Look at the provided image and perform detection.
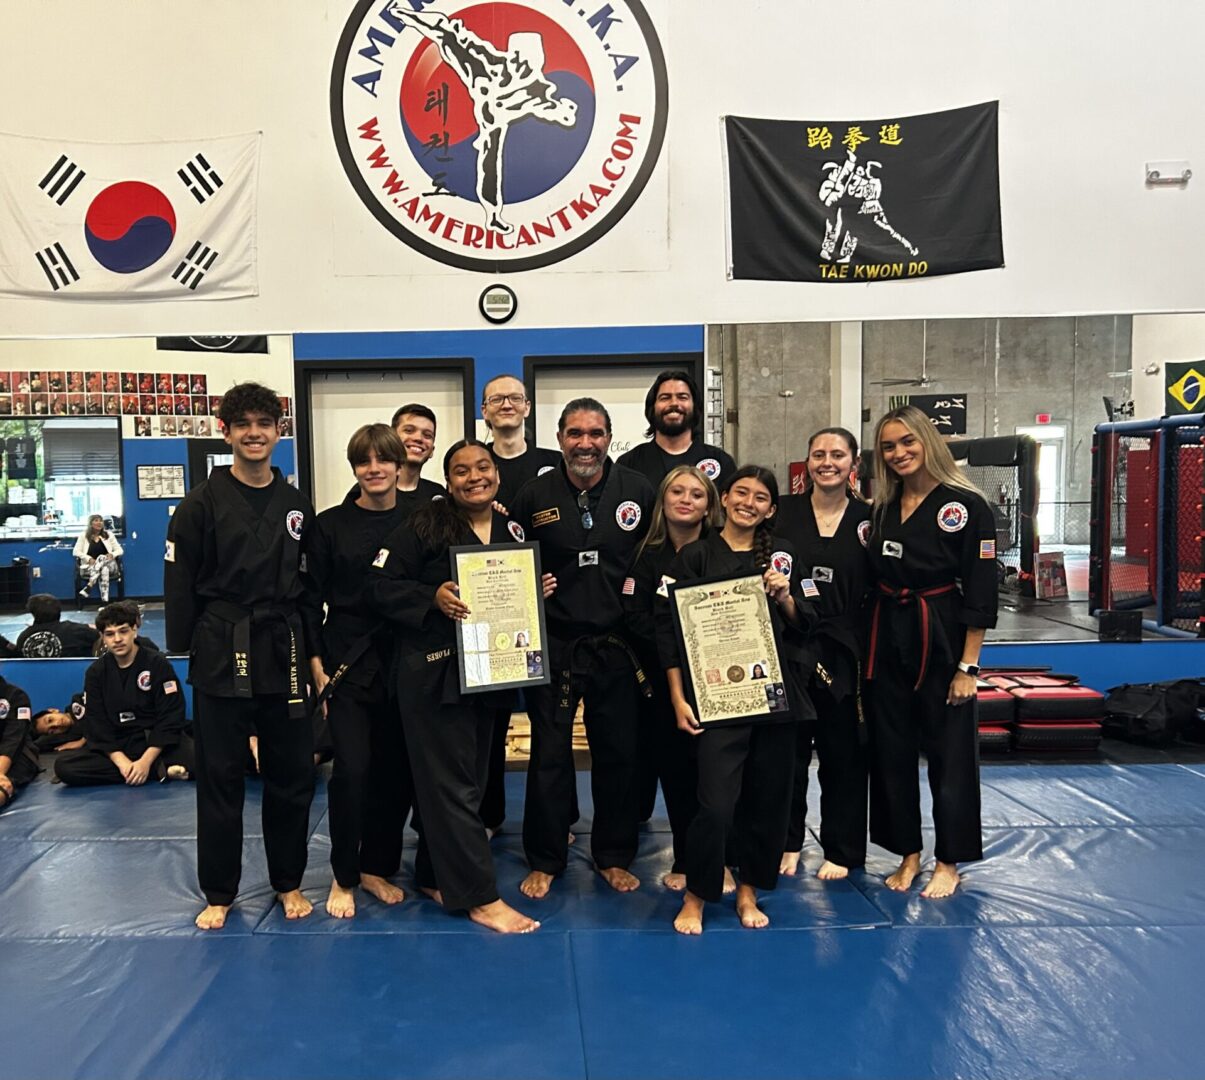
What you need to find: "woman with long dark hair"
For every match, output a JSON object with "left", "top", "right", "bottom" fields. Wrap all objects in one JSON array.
[
  {"left": 74, "top": 514, "right": 123, "bottom": 603},
  {"left": 659, "top": 466, "right": 818, "bottom": 934},
  {"left": 622, "top": 464, "right": 724, "bottom": 891},
  {"left": 865, "top": 405, "right": 998, "bottom": 898},
  {"left": 368, "top": 439, "right": 553, "bottom": 933},
  {"left": 773, "top": 427, "right": 871, "bottom": 881}
]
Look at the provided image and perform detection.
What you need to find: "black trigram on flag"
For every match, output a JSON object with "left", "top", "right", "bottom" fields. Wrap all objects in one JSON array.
[
  {"left": 35, "top": 243, "right": 80, "bottom": 290},
  {"left": 172, "top": 241, "right": 219, "bottom": 290},
  {"left": 38, "top": 154, "right": 86, "bottom": 205},
  {"left": 177, "top": 153, "right": 224, "bottom": 204}
]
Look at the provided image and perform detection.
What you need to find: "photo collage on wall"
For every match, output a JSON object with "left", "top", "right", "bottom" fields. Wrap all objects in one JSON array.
[{"left": 0, "top": 370, "right": 291, "bottom": 438}]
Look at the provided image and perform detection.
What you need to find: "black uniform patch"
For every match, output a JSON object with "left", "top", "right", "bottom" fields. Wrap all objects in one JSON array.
[{"left": 532, "top": 508, "right": 561, "bottom": 528}]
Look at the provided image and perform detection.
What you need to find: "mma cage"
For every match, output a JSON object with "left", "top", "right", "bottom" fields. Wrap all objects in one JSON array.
[{"left": 1090, "top": 413, "right": 1205, "bottom": 637}]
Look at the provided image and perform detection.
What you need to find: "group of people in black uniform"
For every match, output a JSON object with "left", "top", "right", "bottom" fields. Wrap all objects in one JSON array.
[{"left": 0, "top": 367, "right": 998, "bottom": 936}]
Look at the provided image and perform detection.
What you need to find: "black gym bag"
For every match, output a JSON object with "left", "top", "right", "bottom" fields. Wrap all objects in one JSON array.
[{"left": 1102, "top": 679, "right": 1204, "bottom": 746}]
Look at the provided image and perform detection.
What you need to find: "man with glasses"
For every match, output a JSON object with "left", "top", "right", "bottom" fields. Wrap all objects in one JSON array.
[
  {"left": 618, "top": 369, "right": 736, "bottom": 491},
  {"left": 480, "top": 374, "right": 561, "bottom": 508},
  {"left": 509, "top": 398, "right": 654, "bottom": 900}
]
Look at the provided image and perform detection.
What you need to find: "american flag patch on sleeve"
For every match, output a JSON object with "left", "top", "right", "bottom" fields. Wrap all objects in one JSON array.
[
  {"left": 621, "top": 576, "right": 636, "bottom": 596},
  {"left": 164, "top": 681, "right": 178, "bottom": 694},
  {"left": 979, "top": 539, "right": 996, "bottom": 559}
]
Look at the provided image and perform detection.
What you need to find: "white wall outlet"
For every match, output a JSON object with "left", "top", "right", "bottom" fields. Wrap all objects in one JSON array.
[{"left": 31, "top": 566, "right": 41, "bottom": 578}]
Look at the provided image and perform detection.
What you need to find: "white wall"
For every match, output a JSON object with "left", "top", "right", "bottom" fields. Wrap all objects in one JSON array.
[
  {"left": 0, "top": 1, "right": 1203, "bottom": 337},
  {"left": 1131, "top": 314, "right": 1205, "bottom": 419}
]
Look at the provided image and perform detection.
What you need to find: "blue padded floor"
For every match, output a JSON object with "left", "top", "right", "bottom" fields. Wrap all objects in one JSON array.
[{"left": 3, "top": 763, "right": 1205, "bottom": 1078}]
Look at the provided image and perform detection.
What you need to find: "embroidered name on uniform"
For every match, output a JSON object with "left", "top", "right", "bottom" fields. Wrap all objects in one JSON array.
[
  {"left": 372, "top": 548, "right": 389, "bottom": 568},
  {"left": 979, "top": 539, "right": 996, "bottom": 559},
  {"left": 426, "top": 647, "right": 452, "bottom": 663},
  {"left": 532, "top": 508, "right": 561, "bottom": 528}
]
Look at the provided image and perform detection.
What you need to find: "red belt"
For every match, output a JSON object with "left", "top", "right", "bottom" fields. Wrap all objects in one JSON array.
[{"left": 865, "top": 581, "right": 958, "bottom": 691}]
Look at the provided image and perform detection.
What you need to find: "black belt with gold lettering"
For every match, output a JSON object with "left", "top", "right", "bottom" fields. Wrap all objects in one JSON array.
[
  {"left": 555, "top": 633, "right": 653, "bottom": 724},
  {"left": 205, "top": 600, "right": 308, "bottom": 719},
  {"left": 315, "top": 630, "right": 379, "bottom": 708}
]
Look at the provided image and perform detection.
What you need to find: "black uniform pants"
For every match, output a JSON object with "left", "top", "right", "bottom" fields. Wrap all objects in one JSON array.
[
  {"left": 639, "top": 673, "right": 698, "bottom": 873},
  {"left": 480, "top": 706, "right": 512, "bottom": 832},
  {"left": 686, "top": 720, "right": 797, "bottom": 902},
  {"left": 194, "top": 691, "right": 315, "bottom": 907},
  {"left": 404, "top": 697, "right": 498, "bottom": 912},
  {"left": 326, "top": 684, "right": 412, "bottom": 888},
  {"left": 866, "top": 653, "right": 982, "bottom": 865},
  {"left": 55, "top": 734, "right": 196, "bottom": 787},
  {"left": 0, "top": 756, "right": 38, "bottom": 804},
  {"left": 523, "top": 657, "right": 640, "bottom": 876},
  {"left": 785, "top": 683, "right": 868, "bottom": 868}
]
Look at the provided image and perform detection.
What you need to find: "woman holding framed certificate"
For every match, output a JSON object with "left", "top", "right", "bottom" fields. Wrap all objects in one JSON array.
[
  {"left": 658, "top": 466, "right": 819, "bottom": 935},
  {"left": 622, "top": 464, "right": 724, "bottom": 892},
  {"left": 865, "top": 405, "right": 998, "bottom": 900},
  {"left": 368, "top": 439, "right": 553, "bottom": 934}
]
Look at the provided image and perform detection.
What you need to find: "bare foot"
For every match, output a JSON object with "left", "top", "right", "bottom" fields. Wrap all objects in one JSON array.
[
  {"left": 195, "top": 904, "right": 230, "bottom": 931},
  {"left": 278, "top": 890, "right": 313, "bottom": 920},
  {"left": 360, "top": 874, "right": 404, "bottom": 905},
  {"left": 735, "top": 884, "right": 769, "bottom": 928},
  {"left": 886, "top": 852, "right": 921, "bottom": 892},
  {"left": 419, "top": 886, "right": 444, "bottom": 906},
  {"left": 662, "top": 871, "right": 687, "bottom": 891},
  {"left": 674, "top": 891, "right": 704, "bottom": 935},
  {"left": 520, "top": 871, "right": 554, "bottom": 899},
  {"left": 779, "top": 850, "right": 801, "bottom": 876},
  {"left": 326, "top": 881, "right": 356, "bottom": 918},
  {"left": 921, "top": 861, "right": 961, "bottom": 899},
  {"left": 722, "top": 867, "right": 737, "bottom": 895},
  {"left": 469, "top": 899, "right": 540, "bottom": 934},
  {"left": 817, "top": 860, "right": 849, "bottom": 881},
  {"left": 597, "top": 866, "right": 640, "bottom": 893},
  {"left": 165, "top": 764, "right": 190, "bottom": 781}
]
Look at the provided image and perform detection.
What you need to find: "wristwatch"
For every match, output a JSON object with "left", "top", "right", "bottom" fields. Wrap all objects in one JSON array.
[{"left": 957, "top": 661, "right": 981, "bottom": 676}]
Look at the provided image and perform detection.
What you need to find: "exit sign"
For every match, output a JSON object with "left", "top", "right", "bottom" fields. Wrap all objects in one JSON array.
[{"left": 1035, "top": 413, "right": 1052, "bottom": 424}]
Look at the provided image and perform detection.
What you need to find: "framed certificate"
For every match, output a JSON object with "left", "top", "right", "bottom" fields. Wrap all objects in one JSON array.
[
  {"left": 668, "top": 572, "right": 791, "bottom": 726},
  {"left": 451, "top": 542, "right": 551, "bottom": 694}
]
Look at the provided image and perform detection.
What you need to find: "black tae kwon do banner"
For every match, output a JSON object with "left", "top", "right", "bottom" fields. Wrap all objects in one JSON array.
[
  {"left": 725, "top": 102, "right": 1003, "bottom": 283},
  {"left": 156, "top": 336, "right": 268, "bottom": 354},
  {"left": 890, "top": 393, "right": 969, "bottom": 436}
]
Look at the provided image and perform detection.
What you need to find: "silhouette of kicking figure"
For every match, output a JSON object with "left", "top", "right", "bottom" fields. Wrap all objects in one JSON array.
[{"left": 393, "top": 6, "right": 578, "bottom": 233}]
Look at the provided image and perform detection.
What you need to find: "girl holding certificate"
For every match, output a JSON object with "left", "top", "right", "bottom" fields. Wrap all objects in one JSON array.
[
  {"left": 659, "top": 466, "right": 819, "bottom": 935},
  {"left": 865, "top": 405, "right": 998, "bottom": 899},
  {"left": 368, "top": 439, "right": 552, "bottom": 934},
  {"left": 622, "top": 464, "right": 724, "bottom": 891},
  {"left": 773, "top": 427, "right": 871, "bottom": 882}
]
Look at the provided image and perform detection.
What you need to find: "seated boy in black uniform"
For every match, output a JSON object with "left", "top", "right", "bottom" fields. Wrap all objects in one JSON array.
[
  {"left": 0, "top": 594, "right": 99, "bottom": 658},
  {"left": 54, "top": 601, "right": 194, "bottom": 787},
  {"left": 0, "top": 671, "right": 38, "bottom": 808}
]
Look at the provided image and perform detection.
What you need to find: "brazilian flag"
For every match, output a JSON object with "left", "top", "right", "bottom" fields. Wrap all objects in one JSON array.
[{"left": 1166, "top": 361, "right": 1205, "bottom": 415}]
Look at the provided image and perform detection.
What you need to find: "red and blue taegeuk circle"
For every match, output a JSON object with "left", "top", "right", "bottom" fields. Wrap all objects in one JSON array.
[
  {"left": 399, "top": 3, "right": 595, "bottom": 204},
  {"left": 84, "top": 181, "right": 176, "bottom": 273}
]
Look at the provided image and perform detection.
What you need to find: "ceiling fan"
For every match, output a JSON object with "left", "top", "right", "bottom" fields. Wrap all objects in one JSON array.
[{"left": 872, "top": 322, "right": 933, "bottom": 387}]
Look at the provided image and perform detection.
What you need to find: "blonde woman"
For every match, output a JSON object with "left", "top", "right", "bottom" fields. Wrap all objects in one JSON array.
[
  {"left": 73, "top": 515, "right": 123, "bottom": 602},
  {"left": 864, "top": 405, "right": 998, "bottom": 899}
]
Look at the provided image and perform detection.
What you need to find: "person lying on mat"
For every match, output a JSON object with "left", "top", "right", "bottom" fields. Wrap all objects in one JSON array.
[
  {"left": 32, "top": 696, "right": 87, "bottom": 753},
  {"left": 54, "top": 601, "right": 194, "bottom": 787},
  {"left": 0, "top": 670, "right": 39, "bottom": 809}
]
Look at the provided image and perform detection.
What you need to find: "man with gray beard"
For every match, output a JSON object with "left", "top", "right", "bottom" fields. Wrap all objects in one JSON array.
[{"left": 508, "top": 398, "right": 654, "bottom": 900}]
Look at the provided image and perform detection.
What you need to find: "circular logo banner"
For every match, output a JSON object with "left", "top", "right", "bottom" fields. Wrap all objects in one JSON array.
[{"left": 331, "top": 0, "right": 667, "bottom": 272}]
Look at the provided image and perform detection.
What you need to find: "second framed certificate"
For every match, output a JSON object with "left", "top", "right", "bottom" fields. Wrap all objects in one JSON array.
[
  {"left": 668, "top": 572, "right": 791, "bottom": 726},
  {"left": 451, "top": 542, "right": 551, "bottom": 695}
]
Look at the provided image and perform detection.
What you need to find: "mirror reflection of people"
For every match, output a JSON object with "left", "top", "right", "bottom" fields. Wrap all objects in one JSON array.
[
  {"left": 865, "top": 405, "right": 998, "bottom": 900},
  {"left": 369, "top": 439, "right": 554, "bottom": 933},
  {"left": 623, "top": 464, "right": 728, "bottom": 893},
  {"left": 74, "top": 514, "right": 123, "bottom": 603},
  {"left": 772, "top": 427, "right": 871, "bottom": 883},
  {"left": 661, "top": 466, "right": 818, "bottom": 935}
]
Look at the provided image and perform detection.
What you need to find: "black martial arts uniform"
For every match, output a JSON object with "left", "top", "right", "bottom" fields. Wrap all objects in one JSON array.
[
  {"left": 34, "top": 693, "right": 87, "bottom": 752},
  {"left": 657, "top": 530, "right": 817, "bottom": 902},
  {"left": 616, "top": 439, "right": 737, "bottom": 494},
  {"left": 0, "top": 677, "right": 38, "bottom": 806},
  {"left": 510, "top": 460, "right": 654, "bottom": 877},
  {"left": 623, "top": 537, "right": 701, "bottom": 873},
  {"left": 165, "top": 465, "right": 322, "bottom": 908},
  {"left": 55, "top": 649, "right": 193, "bottom": 786},
  {"left": 481, "top": 441, "right": 560, "bottom": 833},
  {"left": 774, "top": 494, "right": 871, "bottom": 868},
  {"left": 864, "top": 483, "right": 998, "bottom": 866},
  {"left": 15, "top": 618, "right": 98, "bottom": 658},
  {"left": 305, "top": 498, "right": 413, "bottom": 889},
  {"left": 368, "top": 509, "right": 519, "bottom": 911}
]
